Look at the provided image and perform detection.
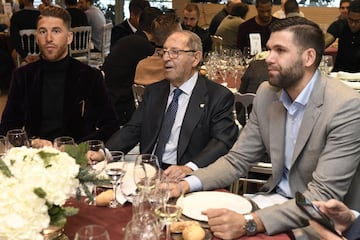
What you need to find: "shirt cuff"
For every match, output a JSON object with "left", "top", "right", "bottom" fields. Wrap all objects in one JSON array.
[
  {"left": 184, "top": 175, "right": 203, "bottom": 192},
  {"left": 185, "top": 162, "right": 199, "bottom": 171},
  {"left": 351, "top": 210, "right": 360, "bottom": 219}
]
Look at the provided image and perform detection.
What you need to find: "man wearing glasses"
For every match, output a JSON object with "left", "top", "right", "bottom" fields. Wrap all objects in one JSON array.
[
  {"left": 106, "top": 30, "right": 238, "bottom": 180},
  {"left": 325, "top": 0, "right": 360, "bottom": 73}
]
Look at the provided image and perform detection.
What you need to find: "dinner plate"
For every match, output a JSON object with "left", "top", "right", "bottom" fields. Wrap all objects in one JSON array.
[{"left": 180, "top": 191, "right": 252, "bottom": 222}]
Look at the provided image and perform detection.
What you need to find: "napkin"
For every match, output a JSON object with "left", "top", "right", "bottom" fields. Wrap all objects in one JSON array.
[{"left": 336, "top": 71, "right": 360, "bottom": 81}]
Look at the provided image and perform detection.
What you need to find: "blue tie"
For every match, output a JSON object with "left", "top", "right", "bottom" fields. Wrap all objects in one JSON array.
[{"left": 155, "top": 88, "right": 183, "bottom": 166}]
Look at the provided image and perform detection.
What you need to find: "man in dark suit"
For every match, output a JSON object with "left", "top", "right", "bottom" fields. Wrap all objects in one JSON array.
[
  {"left": 106, "top": 30, "right": 238, "bottom": 179},
  {"left": 0, "top": 6, "right": 118, "bottom": 144},
  {"left": 102, "top": 7, "right": 162, "bottom": 126},
  {"left": 110, "top": 0, "right": 150, "bottom": 46}
]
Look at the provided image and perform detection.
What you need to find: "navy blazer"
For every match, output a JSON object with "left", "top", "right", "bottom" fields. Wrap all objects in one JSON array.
[
  {"left": 344, "top": 217, "right": 360, "bottom": 240},
  {"left": 106, "top": 75, "right": 239, "bottom": 168},
  {"left": 0, "top": 57, "right": 119, "bottom": 142}
]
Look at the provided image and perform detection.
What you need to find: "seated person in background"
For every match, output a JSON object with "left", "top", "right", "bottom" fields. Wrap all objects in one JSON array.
[
  {"left": 102, "top": 7, "right": 162, "bottom": 126},
  {"left": 111, "top": 0, "right": 150, "bottom": 46},
  {"left": 170, "top": 17, "right": 360, "bottom": 239},
  {"left": 106, "top": 30, "right": 238, "bottom": 180},
  {"left": 65, "top": 0, "right": 89, "bottom": 27},
  {"left": 309, "top": 199, "right": 360, "bottom": 240},
  {"left": 215, "top": 3, "right": 249, "bottom": 49},
  {"left": 0, "top": 6, "right": 119, "bottom": 146},
  {"left": 284, "top": 0, "right": 302, "bottom": 18},
  {"left": 38, "top": 0, "right": 60, "bottom": 11},
  {"left": 337, "top": 0, "right": 351, "bottom": 20},
  {"left": 208, "top": 0, "right": 241, "bottom": 36},
  {"left": 181, "top": 3, "right": 212, "bottom": 53},
  {"left": 10, "top": 0, "right": 40, "bottom": 64},
  {"left": 134, "top": 13, "right": 181, "bottom": 86},
  {"left": 325, "top": 0, "right": 360, "bottom": 73},
  {"left": 272, "top": 0, "right": 304, "bottom": 19}
]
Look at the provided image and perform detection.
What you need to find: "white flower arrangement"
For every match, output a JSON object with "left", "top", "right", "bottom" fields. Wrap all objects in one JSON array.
[{"left": 0, "top": 146, "right": 81, "bottom": 240}]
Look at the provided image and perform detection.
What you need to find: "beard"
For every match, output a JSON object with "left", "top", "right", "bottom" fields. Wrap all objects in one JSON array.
[{"left": 268, "top": 57, "right": 304, "bottom": 89}]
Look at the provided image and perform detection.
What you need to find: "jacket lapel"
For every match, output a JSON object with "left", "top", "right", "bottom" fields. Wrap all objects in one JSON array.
[{"left": 177, "top": 76, "right": 207, "bottom": 162}]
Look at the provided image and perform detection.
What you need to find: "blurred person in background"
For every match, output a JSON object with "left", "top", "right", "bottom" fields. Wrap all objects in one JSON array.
[
  {"left": 65, "top": 0, "right": 88, "bottom": 27},
  {"left": 208, "top": 0, "right": 241, "bottom": 36}
]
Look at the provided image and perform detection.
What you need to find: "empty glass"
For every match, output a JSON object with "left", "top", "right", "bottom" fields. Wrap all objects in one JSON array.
[
  {"left": 53, "top": 136, "right": 75, "bottom": 151},
  {"left": 319, "top": 55, "right": 334, "bottom": 75},
  {"left": 124, "top": 213, "right": 160, "bottom": 240},
  {"left": 133, "top": 154, "right": 160, "bottom": 193},
  {"left": 74, "top": 225, "right": 110, "bottom": 240},
  {"left": 6, "top": 129, "right": 30, "bottom": 148}
]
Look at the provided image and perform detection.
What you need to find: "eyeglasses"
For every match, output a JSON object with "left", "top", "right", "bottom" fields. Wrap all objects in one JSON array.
[
  {"left": 348, "top": 17, "right": 360, "bottom": 24},
  {"left": 157, "top": 49, "right": 197, "bottom": 59}
]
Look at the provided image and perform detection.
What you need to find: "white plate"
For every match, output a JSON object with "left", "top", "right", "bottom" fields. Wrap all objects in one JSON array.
[
  {"left": 341, "top": 80, "right": 360, "bottom": 90},
  {"left": 180, "top": 191, "right": 252, "bottom": 222}
]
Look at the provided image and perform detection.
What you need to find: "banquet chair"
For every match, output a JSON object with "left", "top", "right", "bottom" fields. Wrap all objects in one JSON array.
[
  {"left": 230, "top": 92, "right": 273, "bottom": 194},
  {"left": 16, "top": 29, "right": 40, "bottom": 66},
  {"left": 132, "top": 84, "right": 145, "bottom": 108},
  {"left": 69, "top": 26, "right": 92, "bottom": 64},
  {"left": 90, "top": 22, "right": 112, "bottom": 66},
  {"left": 211, "top": 35, "right": 223, "bottom": 53}
]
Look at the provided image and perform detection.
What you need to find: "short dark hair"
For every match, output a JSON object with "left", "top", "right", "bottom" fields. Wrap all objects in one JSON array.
[
  {"left": 349, "top": 0, "right": 360, "bottom": 13},
  {"left": 38, "top": 6, "right": 72, "bottom": 30},
  {"left": 151, "top": 13, "right": 180, "bottom": 46},
  {"left": 183, "top": 3, "right": 200, "bottom": 18},
  {"left": 64, "top": 0, "right": 77, "bottom": 6},
  {"left": 129, "top": 0, "right": 150, "bottom": 16},
  {"left": 256, "top": 0, "right": 272, "bottom": 7},
  {"left": 230, "top": 3, "right": 249, "bottom": 18},
  {"left": 269, "top": 17, "right": 324, "bottom": 67},
  {"left": 339, "top": 0, "right": 351, "bottom": 8},
  {"left": 284, "top": 0, "right": 299, "bottom": 15},
  {"left": 138, "top": 7, "right": 163, "bottom": 32}
]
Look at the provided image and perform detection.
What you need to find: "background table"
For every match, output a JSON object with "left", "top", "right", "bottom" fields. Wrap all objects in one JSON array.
[{"left": 64, "top": 197, "right": 292, "bottom": 240}]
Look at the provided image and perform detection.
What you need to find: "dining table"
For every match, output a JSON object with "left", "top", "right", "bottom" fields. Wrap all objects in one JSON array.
[{"left": 63, "top": 196, "right": 292, "bottom": 240}]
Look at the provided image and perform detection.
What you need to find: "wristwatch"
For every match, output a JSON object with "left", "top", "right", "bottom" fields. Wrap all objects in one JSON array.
[{"left": 243, "top": 214, "right": 257, "bottom": 236}]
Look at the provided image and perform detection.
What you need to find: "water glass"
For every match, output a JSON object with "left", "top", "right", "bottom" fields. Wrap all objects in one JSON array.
[
  {"left": 133, "top": 154, "right": 160, "bottom": 192},
  {"left": 0, "top": 135, "right": 7, "bottom": 155},
  {"left": 124, "top": 213, "right": 160, "bottom": 240},
  {"left": 319, "top": 55, "right": 334, "bottom": 75},
  {"left": 105, "top": 150, "right": 125, "bottom": 208},
  {"left": 74, "top": 225, "right": 110, "bottom": 240},
  {"left": 53, "top": 136, "right": 75, "bottom": 151},
  {"left": 6, "top": 129, "right": 30, "bottom": 148}
]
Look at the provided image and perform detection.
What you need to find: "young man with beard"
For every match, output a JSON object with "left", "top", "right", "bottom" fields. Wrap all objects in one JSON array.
[
  {"left": 0, "top": 6, "right": 118, "bottom": 145},
  {"left": 171, "top": 17, "right": 360, "bottom": 239}
]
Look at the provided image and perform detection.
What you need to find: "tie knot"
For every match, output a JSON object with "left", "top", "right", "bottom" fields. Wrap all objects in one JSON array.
[{"left": 173, "top": 88, "right": 182, "bottom": 100}]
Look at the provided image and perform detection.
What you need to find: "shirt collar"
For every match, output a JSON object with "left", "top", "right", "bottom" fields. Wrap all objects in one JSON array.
[
  {"left": 169, "top": 72, "right": 198, "bottom": 96},
  {"left": 127, "top": 19, "right": 137, "bottom": 33}
]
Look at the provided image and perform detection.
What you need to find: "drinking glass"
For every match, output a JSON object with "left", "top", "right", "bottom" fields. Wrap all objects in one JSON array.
[
  {"left": 85, "top": 140, "right": 107, "bottom": 174},
  {"left": 133, "top": 154, "right": 160, "bottom": 193},
  {"left": 154, "top": 178, "right": 183, "bottom": 240},
  {"left": 124, "top": 213, "right": 160, "bottom": 240},
  {"left": 243, "top": 47, "right": 255, "bottom": 66},
  {"left": 6, "top": 129, "right": 30, "bottom": 148},
  {"left": 74, "top": 225, "right": 110, "bottom": 240},
  {"left": 105, "top": 151, "right": 125, "bottom": 208},
  {"left": 320, "top": 55, "right": 334, "bottom": 75},
  {"left": 53, "top": 136, "right": 75, "bottom": 151}
]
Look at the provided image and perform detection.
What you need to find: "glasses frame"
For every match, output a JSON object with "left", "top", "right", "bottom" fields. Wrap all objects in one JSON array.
[{"left": 157, "top": 49, "right": 197, "bottom": 59}]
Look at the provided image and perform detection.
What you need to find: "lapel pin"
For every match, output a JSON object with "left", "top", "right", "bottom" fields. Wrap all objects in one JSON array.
[{"left": 200, "top": 104, "right": 205, "bottom": 108}]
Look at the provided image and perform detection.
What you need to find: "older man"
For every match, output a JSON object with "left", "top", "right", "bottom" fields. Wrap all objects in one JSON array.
[
  {"left": 0, "top": 6, "right": 118, "bottom": 144},
  {"left": 106, "top": 30, "right": 238, "bottom": 179},
  {"left": 173, "top": 17, "right": 360, "bottom": 239}
]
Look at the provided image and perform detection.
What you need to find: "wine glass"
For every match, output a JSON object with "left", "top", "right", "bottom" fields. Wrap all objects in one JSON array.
[
  {"left": 154, "top": 178, "right": 183, "bottom": 240},
  {"left": 105, "top": 150, "right": 125, "bottom": 208},
  {"left": 85, "top": 140, "right": 107, "bottom": 173},
  {"left": 133, "top": 154, "right": 160, "bottom": 193},
  {"left": 53, "top": 136, "right": 75, "bottom": 151},
  {"left": 321, "top": 55, "right": 334, "bottom": 75},
  {"left": 6, "top": 129, "right": 30, "bottom": 148},
  {"left": 124, "top": 213, "right": 160, "bottom": 240},
  {"left": 243, "top": 47, "right": 255, "bottom": 66},
  {"left": 74, "top": 225, "right": 110, "bottom": 240}
]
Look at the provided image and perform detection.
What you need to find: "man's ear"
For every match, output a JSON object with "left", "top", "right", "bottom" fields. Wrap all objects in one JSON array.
[
  {"left": 303, "top": 48, "right": 316, "bottom": 68},
  {"left": 192, "top": 50, "right": 202, "bottom": 68},
  {"left": 67, "top": 31, "right": 73, "bottom": 45}
]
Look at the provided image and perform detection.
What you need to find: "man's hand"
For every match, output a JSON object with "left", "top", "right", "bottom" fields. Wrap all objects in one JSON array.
[
  {"left": 31, "top": 138, "right": 53, "bottom": 148},
  {"left": 313, "top": 199, "right": 355, "bottom": 233},
  {"left": 169, "top": 180, "right": 190, "bottom": 198},
  {"left": 309, "top": 220, "right": 345, "bottom": 240},
  {"left": 86, "top": 150, "right": 105, "bottom": 163},
  {"left": 163, "top": 165, "right": 193, "bottom": 180},
  {"left": 202, "top": 208, "right": 246, "bottom": 239}
]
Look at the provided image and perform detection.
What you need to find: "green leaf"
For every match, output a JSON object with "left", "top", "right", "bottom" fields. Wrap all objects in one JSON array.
[
  {"left": 63, "top": 206, "right": 79, "bottom": 217},
  {"left": 34, "top": 187, "right": 46, "bottom": 199},
  {"left": 37, "top": 151, "right": 58, "bottom": 168},
  {"left": 64, "top": 143, "right": 88, "bottom": 166},
  {"left": 0, "top": 158, "right": 13, "bottom": 177}
]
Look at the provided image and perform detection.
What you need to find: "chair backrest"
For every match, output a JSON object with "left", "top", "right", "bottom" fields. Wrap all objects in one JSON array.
[
  {"left": 233, "top": 92, "right": 256, "bottom": 125},
  {"left": 17, "top": 29, "right": 39, "bottom": 65},
  {"left": 101, "top": 23, "right": 112, "bottom": 62},
  {"left": 211, "top": 35, "right": 223, "bottom": 53},
  {"left": 69, "top": 26, "right": 92, "bottom": 63},
  {"left": 132, "top": 84, "right": 146, "bottom": 108}
]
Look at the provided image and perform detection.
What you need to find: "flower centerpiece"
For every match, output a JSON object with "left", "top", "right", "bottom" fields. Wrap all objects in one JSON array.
[{"left": 0, "top": 144, "right": 108, "bottom": 240}]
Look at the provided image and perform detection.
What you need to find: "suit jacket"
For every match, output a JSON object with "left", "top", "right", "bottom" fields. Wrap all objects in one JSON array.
[
  {"left": 344, "top": 217, "right": 360, "bottom": 240},
  {"left": 193, "top": 75, "right": 360, "bottom": 234},
  {"left": 106, "top": 75, "right": 239, "bottom": 168},
  {"left": 0, "top": 57, "right": 119, "bottom": 142},
  {"left": 110, "top": 20, "right": 134, "bottom": 46}
]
